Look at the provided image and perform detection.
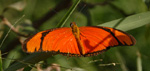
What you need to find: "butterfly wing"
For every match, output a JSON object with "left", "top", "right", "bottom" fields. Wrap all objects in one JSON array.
[
  {"left": 23, "top": 26, "right": 136, "bottom": 56},
  {"left": 79, "top": 26, "right": 136, "bottom": 56},
  {"left": 22, "top": 28, "right": 81, "bottom": 55}
]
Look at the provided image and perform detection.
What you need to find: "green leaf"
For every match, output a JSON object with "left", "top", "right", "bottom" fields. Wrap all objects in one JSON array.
[
  {"left": 99, "top": 11, "right": 150, "bottom": 31},
  {"left": 56, "top": 0, "right": 81, "bottom": 28}
]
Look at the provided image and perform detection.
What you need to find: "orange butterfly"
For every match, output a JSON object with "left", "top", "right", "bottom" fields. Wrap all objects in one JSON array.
[{"left": 22, "top": 22, "right": 136, "bottom": 56}]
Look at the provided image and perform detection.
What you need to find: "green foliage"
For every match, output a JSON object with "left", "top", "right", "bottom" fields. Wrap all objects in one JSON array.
[
  {"left": 0, "top": 0, "right": 150, "bottom": 71},
  {"left": 99, "top": 12, "right": 150, "bottom": 31},
  {"left": 0, "top": 51, "right": 2, "bottom": 71},
  {"left": 56, "top": 0, "right": 81, "bottom": 28}
]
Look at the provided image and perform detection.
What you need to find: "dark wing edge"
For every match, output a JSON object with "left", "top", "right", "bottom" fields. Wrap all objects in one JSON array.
[
  {"left": 94, "top": 26, "right": 136, "bottom": 46},
  {"left": 22, "top": 28, "right": 57, "bottom": 53}
]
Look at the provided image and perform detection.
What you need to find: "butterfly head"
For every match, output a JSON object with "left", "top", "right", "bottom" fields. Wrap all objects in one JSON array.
[{"left": 70, "top": 22, "right": 76, "bottom": 27}]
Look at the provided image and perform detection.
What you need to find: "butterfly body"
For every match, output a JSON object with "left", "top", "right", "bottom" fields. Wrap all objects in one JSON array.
[{"left": 22, "top": 22, "right": 136, "bottom": 57}]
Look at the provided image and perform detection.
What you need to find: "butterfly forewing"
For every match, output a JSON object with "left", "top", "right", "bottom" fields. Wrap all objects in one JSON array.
[
  {"left": 23, "top": 31, "right": 45, "bottom": 52},
  {"left": 42, "top": 28, "right": 80, "bottom": 54},
  {"left": 23, "top": 28, "right": 81, "bottom": 55},
  {"left": 79, "top": 26, "right": 136, "bottom": 55}
]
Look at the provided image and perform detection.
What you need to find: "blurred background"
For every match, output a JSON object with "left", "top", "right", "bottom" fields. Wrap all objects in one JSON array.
[{"left": 0, "top": 0, "right": 150, "bottom": 71}]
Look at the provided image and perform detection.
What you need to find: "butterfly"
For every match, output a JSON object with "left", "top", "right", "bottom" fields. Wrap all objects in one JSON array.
[{"left": 22, "top": 22, "right": 136, "bottom": 57}]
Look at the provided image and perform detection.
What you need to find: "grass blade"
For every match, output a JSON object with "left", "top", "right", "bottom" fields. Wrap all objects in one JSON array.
[
  {"left": 116, "top": 51, "right": 128, "bottom": 71},
  {"left": 137, "top": 51, "right": 142, "bottom": 71},
  {"left": 56, "top": 0, "right": 81, "bottom": 28},
  {"left": 0, "top": 51, "right": 3, "bottom": 71}
]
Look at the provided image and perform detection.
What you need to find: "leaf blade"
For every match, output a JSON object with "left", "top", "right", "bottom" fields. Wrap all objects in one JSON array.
[
  {"left": 56, "top": 0, "right": 81, "bottom": 28},
  {"left": 99, "top": 12, "right": 150, "bottom": 31}
]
